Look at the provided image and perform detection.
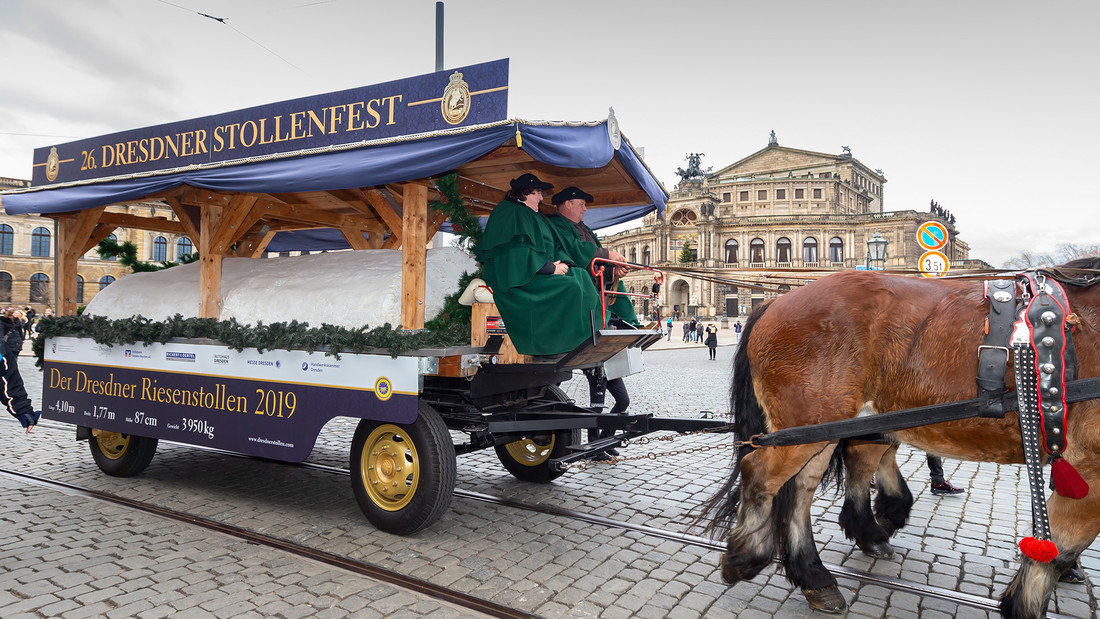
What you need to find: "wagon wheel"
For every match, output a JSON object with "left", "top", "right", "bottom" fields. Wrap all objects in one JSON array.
[
  {"left": 88, "top": 428, "right": 158, "bottom": 477},
  {"left": 350, "top": 401, "right": 455, "bottom": 535},
  {"left": 494, "top": 385, "right": 581, "bottom": 483}
]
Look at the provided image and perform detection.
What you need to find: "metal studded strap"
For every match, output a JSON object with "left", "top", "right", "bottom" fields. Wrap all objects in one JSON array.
[
  {"left": 1022, "top": 273, "right": 1071, "bottom": 456},
  {"left": 1012, "top": 328, "right": 1052, "bottom": 543}
]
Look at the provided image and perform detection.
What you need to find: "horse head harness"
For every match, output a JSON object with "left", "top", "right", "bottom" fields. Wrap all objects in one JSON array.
[{"left": 977, "top": 270, "right": 1087, "bottom": 562}]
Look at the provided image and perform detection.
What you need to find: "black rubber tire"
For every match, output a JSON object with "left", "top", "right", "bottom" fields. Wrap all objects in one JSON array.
[
  {"left": 350, "top": 402, "right": 456, "bottom": 535},
  {"left": 493, "top": 385, "right": 580, "bottom": 483},
  {"left": 88, "top": 429, "right": 158, "bottom": 477}
]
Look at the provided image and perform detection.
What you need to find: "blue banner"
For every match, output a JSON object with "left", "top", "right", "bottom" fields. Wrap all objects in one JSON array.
[{"left": 31, "top": 59, "right": 509, "bottom": 186}]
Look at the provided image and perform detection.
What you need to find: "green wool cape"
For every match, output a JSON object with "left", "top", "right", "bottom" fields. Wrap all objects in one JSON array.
[
  {"left": 546, "top": 215, "right": 640, "bottom": 326},
  {"left": 473, "top": 199, "right": 601, "bottom": 355}
]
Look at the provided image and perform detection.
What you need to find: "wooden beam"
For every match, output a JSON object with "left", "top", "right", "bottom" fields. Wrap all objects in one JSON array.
[
  {"left": 401, "top": 184, "right": 428, "bottom": 329},
  {"left": 457, "top": 176, "right": 506, "bottom": 206},
  {"left": 97, "top": 211, "right": 185, "bottom": 234},
  {"left": 81, "top": 223, "right": 120, "bottom": 255},
  {"left": 255, "top": 200, "right": 377, "bottom": 230},
  {"left": 167, "top": 197, "right": 202, "bottom": 243},
  {"left": 199, "top": 203, "right": 224, "bottom": 318},
  {"left": 339, "top": 228, "right": 373, "bottom": 250},
  {"left": 210, "top": 194, "right": 259, "bottom": 254},
  {"left": 427, "top": 209, "right": 448, "bottom": 241},
  {"left": 357, "top": 188, "right": 404, "bottom": 238}
]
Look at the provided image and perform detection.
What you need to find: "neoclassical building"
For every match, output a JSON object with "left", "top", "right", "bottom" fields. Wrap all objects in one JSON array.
[
  {"left": 605, "top": 137, "right": 989, "bottom": 320},
  {"left": 0, "top": 176, "right": 193, "bottom": 311}
]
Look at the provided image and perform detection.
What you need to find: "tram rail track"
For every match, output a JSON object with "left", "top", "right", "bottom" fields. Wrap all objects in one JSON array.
[{"left": 4, "top": 418, "right": 1085, "bottom": 618}]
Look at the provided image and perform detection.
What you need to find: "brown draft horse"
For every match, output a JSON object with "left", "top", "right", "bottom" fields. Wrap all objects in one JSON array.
[{"left": 700, "top": 258, "right": 1100, "bottom": 619}]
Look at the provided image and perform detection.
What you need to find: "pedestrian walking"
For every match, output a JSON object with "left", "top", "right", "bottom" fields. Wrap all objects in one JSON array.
[
  {"left": 666, "top": 318, "right": 673, "bottom": 340},
  {"left": 682, "top": 321, "right": 690, "bottom": 342},
  {"left": 734, "top": 320, "right": 743, "bottom": 344},
  {"left": 705, "top": 323, "right": 718, "bottom": 360},
  {"left": 696, "top": 321, "right": 704, "bottom": 344}
]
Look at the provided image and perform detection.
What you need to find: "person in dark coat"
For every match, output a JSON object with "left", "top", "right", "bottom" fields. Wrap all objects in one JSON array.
[
  {"left": 705, "top": 323, "right": 718, "bottom": 360},
  {"left": 1, "top": 337, "right": 39, "bottom": 434},
  {"left": 1, "top": 308, "right": 27, "bottom": 362}
]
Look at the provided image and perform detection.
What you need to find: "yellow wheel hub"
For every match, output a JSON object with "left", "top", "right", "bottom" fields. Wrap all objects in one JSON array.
[
  {"left": 92, "top": 429, "right": 130, "bottom": 460},
  {"left": 359, "top": 424, "right": 419, "bottom": 511},
  {"left": 503, "top": 434, "right": 555, "bottom": 467}
]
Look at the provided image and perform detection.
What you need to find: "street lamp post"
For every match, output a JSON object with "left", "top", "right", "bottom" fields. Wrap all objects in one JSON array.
[{"left": 866, "top": 230, "right": 888, "bottom": 270}]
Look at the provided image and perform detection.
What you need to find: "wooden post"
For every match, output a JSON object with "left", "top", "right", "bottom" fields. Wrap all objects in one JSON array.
[
  {"left": 199, "top": 203, "right": 224, "bottom": 318},
  {"left": 56, "top": 207, "right": 105, "bottom": 316},
  {"left": 401, "top": 183, "right": 427, "bottom": 329}
]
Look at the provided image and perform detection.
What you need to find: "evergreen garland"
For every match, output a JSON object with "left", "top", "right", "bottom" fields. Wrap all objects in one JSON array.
[
  {"left": 32, "top": 313, "right": 470, "bottom": 369},
  {"left": 96, "top": 238, "right": 195, "bottom": 272},
  {"left": 430, "top": 172, "right": 483, "bottom": 251}
]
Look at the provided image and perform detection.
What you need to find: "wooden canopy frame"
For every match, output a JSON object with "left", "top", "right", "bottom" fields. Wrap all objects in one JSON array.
[{"left": 39, "top": 134, "right": 659, "bottom": 329}]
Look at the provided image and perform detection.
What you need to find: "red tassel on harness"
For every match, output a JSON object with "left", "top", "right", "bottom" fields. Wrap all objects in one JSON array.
[
  {"left": 1018, "top": 537, "right": 1059, "bottom": 563},
  {"left": 1051, "top": 457, "right": 1089, "bottom": 499}
]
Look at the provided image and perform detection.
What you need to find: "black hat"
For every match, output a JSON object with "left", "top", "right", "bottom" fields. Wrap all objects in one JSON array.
[
  {"left": 509, "top": 173, "right": 554, "bottom": 191},
  {"left": 551, "top": 186, "right": 594, "bottom": 205}
]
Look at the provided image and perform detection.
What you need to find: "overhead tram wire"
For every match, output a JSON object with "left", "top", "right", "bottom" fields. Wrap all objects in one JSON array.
[{"left": 154, "top": 0, "right": 305, "bottom": 74}]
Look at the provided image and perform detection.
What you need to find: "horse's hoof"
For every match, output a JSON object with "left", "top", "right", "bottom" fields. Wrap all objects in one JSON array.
[
  {"left": 803, "top": 586, "right": 848, "bottom": 614},
  {"left": 857, "top": 540, "right": 895, "bottom": 559},
  {"left": 1060, "top": 565, "right": 1086, "bottom": 584},
  {"left": 719, "top": 552, "right": 764, "bottom": 584}
]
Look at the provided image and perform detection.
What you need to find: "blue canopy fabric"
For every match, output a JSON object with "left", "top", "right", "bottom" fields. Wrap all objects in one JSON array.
[{"left": 2, "top": 121, "right": 667, "bottom": 251}]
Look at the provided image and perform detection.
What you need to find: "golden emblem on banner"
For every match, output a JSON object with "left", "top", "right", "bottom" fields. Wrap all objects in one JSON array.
[
  {"left": 45, "top": 146, "right": 60, "bottom": 182},
  {"left": 441, "top": 71, "right": 471, "bottom": 125}
]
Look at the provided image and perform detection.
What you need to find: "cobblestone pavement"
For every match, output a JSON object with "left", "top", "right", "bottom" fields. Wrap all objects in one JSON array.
[{"left": 3, "top": 345, "right": 1099, "bottom": 618}]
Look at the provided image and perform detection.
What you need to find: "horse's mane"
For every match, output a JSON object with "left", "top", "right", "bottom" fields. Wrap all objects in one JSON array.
[
  {"left": 1059, "top": 256, "right": 1100, "bottom": 270},
  {"left": 1044, "top": 256, "right": 1100, "bottom": 287}
]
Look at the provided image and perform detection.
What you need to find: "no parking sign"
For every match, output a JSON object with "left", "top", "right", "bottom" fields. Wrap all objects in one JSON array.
[{"left": 917, "top": 221, "right": 949, "bottom": 251}]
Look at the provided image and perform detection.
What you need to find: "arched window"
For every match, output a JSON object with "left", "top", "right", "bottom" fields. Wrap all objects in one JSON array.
[
  {"left": 30, "top": 273, "right": 50, "bottom": 303},
  {"left": 153, "top": 236, "right": 168, "bottom": 262},
  {"left": 803, "top": 237, "right": 818, "bottom": 263},
  {"left": 778, "top": 284, "right": 791, "bottom": 294},
  {"left": 177, "top": 236, "right": 194, "bottom": 260},
  {"left": 629, "top": 247, "right": 637, "bottom": 263},
  {"left": 776, "top": 237, "right": 792, "bottom": 263},
  {"left": 829, "top": 237, "right": 844, "bottom": 263},
  {"left": 642, "top": 245, "right": 651, "bottom": 265},
  {"left": 724, "top": 239, "right": 739, "bottom": 264},
  {"left": 31, "top": 227, "right": 50, "bottom": 257},
  {"left": 76, "top": 275, "right": 85, "bottom": 304},
  {"left": 0, "top": 224, "right": 12, "bottom": 255},
  {"left": 100, "top": 234, "right": 117, "bottom": 260},
  {"left": 99, "top": 275, "right": 115, "bottom": 290},
  {"left": 0, "top": 272, "right": 11, "bottom": 302},
  {"left": 749, "top": 238, "right": 765, "bottom": 264}
]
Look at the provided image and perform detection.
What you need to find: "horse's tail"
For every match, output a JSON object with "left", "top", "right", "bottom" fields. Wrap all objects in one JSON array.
[{"left": 697, "top": 301, "right": 772, "bottom": 536}]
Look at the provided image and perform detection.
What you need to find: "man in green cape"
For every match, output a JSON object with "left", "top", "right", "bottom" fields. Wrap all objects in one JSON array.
[
  {"left": 546, "top": 187, "right": 638, "bottom": 327},
  {"left": 473, "top": 174, "right": 601, "bottom": 357},
  {"left": 548, "top": 186, "right": 637, "bottom": 459}
]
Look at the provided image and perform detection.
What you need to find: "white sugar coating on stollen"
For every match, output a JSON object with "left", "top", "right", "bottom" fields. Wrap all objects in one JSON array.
[{"left": 84, "top": 247, "right": 478, "bottom": 330}]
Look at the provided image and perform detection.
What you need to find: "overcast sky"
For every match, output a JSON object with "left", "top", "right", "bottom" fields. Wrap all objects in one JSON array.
[{"left": 1, "top": 0, "right": 1097, "bottom": 266}]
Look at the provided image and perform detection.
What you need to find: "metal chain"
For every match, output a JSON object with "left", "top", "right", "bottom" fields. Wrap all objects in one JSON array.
[{"left": 567, "top": 424, "right": 743, "bottom": 471}]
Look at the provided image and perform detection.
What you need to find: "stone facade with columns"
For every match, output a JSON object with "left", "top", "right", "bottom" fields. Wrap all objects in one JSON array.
[{"left": 604, "top": 139, "right": 989, "bottom": 321}]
